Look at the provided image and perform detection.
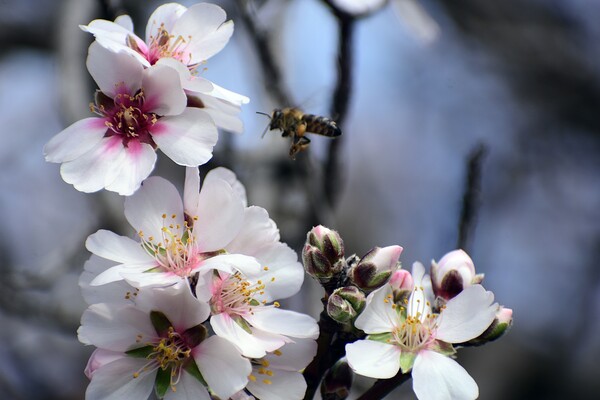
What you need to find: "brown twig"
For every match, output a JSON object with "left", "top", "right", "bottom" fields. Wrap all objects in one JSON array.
[{"left": 356, "top": 370, "right": 412, "bottom": 400}]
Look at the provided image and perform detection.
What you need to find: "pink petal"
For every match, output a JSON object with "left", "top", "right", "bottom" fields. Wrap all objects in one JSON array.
[
  {"left": 59, "top": 136, "right": 126, "bottom": 193},
  {"left": 152, "top": 108, "right": 218, "bottom": 166},
  {"left": 86, "top": 42, "right": 143, "bottom": 97},
  {"left": 44, "top": 117, "right": 107, "bottom": 163},
  {"left": 435, "top": 284, "right": 498, "bottom": 343},
  {"left": 142, "top": 64, "right": 187, "bottom": 116},
  {"left": 172, "top": 3, "right": 234, "bottom": 63},
  {"left": 194, "top": 336, "right": 251, "bottom": 399},
  {"left": 346, "top": 340, "right": 401, "bottom": 379},
  {"left": 412, "top": 350, "right": 478, "bottom": 400},
  {"left": 104, "top": 141, "right": 157, "bottom": 196}
]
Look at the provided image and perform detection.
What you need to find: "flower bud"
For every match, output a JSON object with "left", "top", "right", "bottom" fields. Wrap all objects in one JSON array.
[
  {"left": 349, "top": 245, "right": 403, "bottom": 291},
  {"left": 327, "top": 286, "right": 366, "bottom": 324},
  {"left": 431, "top": 249, "right": 482, "bottom": 300},
  {"left": 460, "top": 306, "right": 513, "bottom": 347},
  {"left": 302, "top": 225, "right": 345, "bottom": 282},
  {"left": 320, "top": 358, "right": 354, "bottom": 400}
]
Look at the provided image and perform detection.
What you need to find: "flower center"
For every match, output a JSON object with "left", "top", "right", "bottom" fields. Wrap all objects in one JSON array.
[
  {"left": 388, "top": 287, "right": 438, "bottom": 352},
  {"left": 210, "top": 271, "right": 277, "bottom": 316},
  {"left": 139, "top": 213, "right": 213, "bottom": 278},
  {"left": 91, "top": 89, "right": 157, "bottom": 147},
  {"left": 145, "top": 24, "right": 195, "bottom": 69}
]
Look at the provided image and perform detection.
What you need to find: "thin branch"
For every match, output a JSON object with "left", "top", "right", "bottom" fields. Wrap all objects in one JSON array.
[
  {"left": 457, "top": 143, "right": 487, "bottom": 251},
  {"left": 356, "top": 371, "right": 412, "bottom": 400}
]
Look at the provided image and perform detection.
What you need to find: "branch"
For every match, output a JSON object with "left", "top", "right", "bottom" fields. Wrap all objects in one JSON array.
[
  {"left": 457, "top": 143, "right": 487, "bottom": 251},
  {"left": 356, "top": 371, "right": 412, "bottom": 400}
]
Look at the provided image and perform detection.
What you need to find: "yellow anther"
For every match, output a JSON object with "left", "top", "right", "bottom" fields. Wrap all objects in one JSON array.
[
  {"left": 274, "top": 350, "right": 282, "bottom": 356},
  {"left": 263, "top": 379, "right": 272, "bottom": 385},
  {"left": 162, "top": 214, "right": 167, "bottom": 219},
  {"left": 273, "top": 302, "right": 280, "bottom": 308}
]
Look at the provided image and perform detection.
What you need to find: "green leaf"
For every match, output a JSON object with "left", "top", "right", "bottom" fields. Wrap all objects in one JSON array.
[
  {"left": 155, "top": 366, "right": 172, "bottom": 398},
  {"left": 150, "top": 311, "right": 173, "bottom": 337},
  {"left": 125, "top": 345, "right": 154, "bottom": 358},
  {"left": 235, "top": 317, "right": 253, "bottom": 334},
  {"left": 367, "top": 332, "right": 393, "bottom": 343},
  {"left": 399, "top": 351, "right": 416, "bottom": 374}
]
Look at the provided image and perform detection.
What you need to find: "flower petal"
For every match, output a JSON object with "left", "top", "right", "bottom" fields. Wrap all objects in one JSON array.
[
  {"left": 85, "top": 357, "right": 156, "bottom": 400},
  {"left": 264, "top": 338, "right": 317, "bottom": 372},
  {"left": 152, "top": 108, "right": 218, "bottom": 167},
  {"left": 226, "top": 207, "right": 277, "bottom": 254},
  {"left": 90, "top": 262, "right": 157, "bottom": 286},
  {"left": 245, "top": 308, "right": 319, "bottom": 339},
  {"left": 345, "top": 340, "right": 401, "bottom": 379},
  {"left": 86, "top": 42, "right": 143, "bottom": 98},
  {"left": 354, "top": 285, "right": 397, "bottom": 334},
  {"left": 435, "top": 284, "right": 498, "bottom": 343},
  {"left": 172, "top": 3, "right": 234, "bottom": 63},
  {"left": 194, "top": 336, "right": 251, "bottom": 399},
  {"left": 124, "top": 175, "right": 184, "bottom": 240},
  {"left": 44, "top": 117, "right": 107, "bottom": 163},
  {"left": 192, "top": 176, "right": 244, "bottom": 251},
  {"left": 200, "top": 80, "right": 250, "bottom": 106},
  {"left": 86, "top": 230, "right": 150, "bottom": 264},
  {"left": 145, "top": 2, "right": 187, "bottom": 44},
  {"left": 80, "top": 255, "right": 133, "bottom": 305},
  {"left": 142, "top": 64, "right": 187, "bottom": 116},
  {"left": 211, "top": 313, "right": 274, "bottom": 358},
  {"left": 156, "top": 58, "right": 214, "bottom": 93},
  {"left": 183, "top": 166, "right": 201, "bottom": 216},
  {"left": 412, "top": 350, "right": 478, "bottom": 400},
  {"left": 59, "top": 136, "right": 126, "bottom": 193},
  {"left": 247, "top": 368, "right": 306, "bottom": 400},
  {"left": 104, "top": 141, "right": 157, "bottom": 196},
  {"left": 164, "top": 370, "right": 211, "bottom": 400},
  {"left": 204, "top": 167, "right": 248, "bottom": 206}
]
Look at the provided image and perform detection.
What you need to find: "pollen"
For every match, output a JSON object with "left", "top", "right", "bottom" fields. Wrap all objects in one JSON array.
[{"left": 274, "top": 349, "right": 282, "bottom": 356}]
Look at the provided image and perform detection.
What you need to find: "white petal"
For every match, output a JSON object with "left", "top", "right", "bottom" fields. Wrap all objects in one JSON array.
[
  {"left": 204, "top": 167, "right": 248, "bottom": 206},
  {"left": 78, "top": 303, "right": 156, "bottom": 350},
  {"left": 85, "top": 357, "right": 155, "bottom": 400},
  {"left": 86, "top": 230, "right": 150, "bottom": 263},
  {"left": 245, "top": 308, "right": 319, "bottom": 339},
  {"left": 198, "top": 254, "right": 262, "bottom": 276},
  {"left": 194, "top": 336, "right": 251, "bottom": 399},
  {"left": 193, "top": 177, "right": 244, "bottom": 251},
  {"left": 44, "top": 117, "right": 107, "bottom": 162},
  {"left": 86, "top": 42, "right": 143, "bottom": 98},
  {"left": 197, "top": 80, "right": 249, "bottom": 106},
  {"left": 145, "top": 3, "right": 187, "bottom": 44},
  {"left": 81, "top": 19, "right": 147, "bottom": 65},
  {"left": 436, "top": 284, "right": 498, "bottom": 343},
  {"left": 121, "top": 270, "right": 183, "bottom": 288},
  {"left": 59, "top": 136, "right": 126, "bottom": 193},
  {"left": 264, "top": 338, "right": 317, "bottom": 371},
  {"left": 412, "top": 350, "right": 478, "bottom": 400},
  {"left": 247, "top": 369, "right": 306, "bottom": 400},
  {"left": 85, "top": 348, "right": 124, "bottom": 379},
  {"left": 142, "top": 64, "right": 186, "bottom": 116},
  {"left": 183, "top": 166, "right": 201, "bottom": 216},
  {"left": 156, "top": 58, "right": 214, "bottom": 93},
  {"left": 90, "top": 262, "right": 157, "bottom": 286},
  {"left": 354, "top": 285, "right": 397, "bottom": 334},
  {"left": 201, "top": 100, "right": 244, "bottom": 133},
  {"left": 105, "top": 141, "right": 157, "bottom": 196},
  {"left": 164, "top": 370, "right": 211, "bottom": 400},
  {"left": 152, "top": 108, "right": 218, "bottom": 166},
  {"left": 211, "top": 313, "right": 272, "bottom": 358},
  {"left": 345, "top": 340, "right": 401, "bottom": 379},
  {"left": 226, "top": 207, "right": 277, "bottom": 254},
  {"left": 114, "top": 15, "right": 133, "bottom": 31},
  {"left": 124, "top": 175, "right": 184, "bottom": 240},
  {"left": 172, "top": 3, "right": 234, "bottom": 63}
]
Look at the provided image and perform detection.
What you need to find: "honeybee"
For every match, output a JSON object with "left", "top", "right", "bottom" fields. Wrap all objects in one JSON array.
[{"left": 258, "top": 107, "right": 342, "bottom": 159}]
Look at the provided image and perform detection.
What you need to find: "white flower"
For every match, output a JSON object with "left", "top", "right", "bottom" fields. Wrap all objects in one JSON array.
[
  {"left": 345, "top": 263, "right": 499, "bottom": 400},
  {"left": 81, "top": 2, "right": 249, "bottom": 132},
  {"left": 78, "top": 282, "right": 251, "bottom": 400},
  {"left": 330, "top": 0, "right": 388, "bottom": 15},
  {"left": 244, "top": 339, "right": 318, "bottom": 400},
  {"left": 44, "top": 43, "right": 218, "bottom": 195}
]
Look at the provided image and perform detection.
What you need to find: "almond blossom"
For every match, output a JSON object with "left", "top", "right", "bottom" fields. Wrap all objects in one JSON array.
[
  {"left": 81, "top": 2, "right": 249, "bottom": 133},
  {"left": 78, "top": 282, "right": 251, "bottom": 400},
  {"left": 44, "top": 43, "right": 218, "bottom": 195},
  {"left": 345, "top": 262, "right": 499, "bottom": 400}
]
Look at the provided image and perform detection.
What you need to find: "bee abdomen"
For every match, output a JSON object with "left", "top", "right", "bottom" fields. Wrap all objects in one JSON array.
[{"left": 302, "top": 114, "right": 342, "bottom": 137}]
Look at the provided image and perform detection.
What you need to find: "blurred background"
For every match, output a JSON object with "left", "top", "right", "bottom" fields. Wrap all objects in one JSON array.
[{"left": 1, "top": 0, "right": 599, "bottom": 398}]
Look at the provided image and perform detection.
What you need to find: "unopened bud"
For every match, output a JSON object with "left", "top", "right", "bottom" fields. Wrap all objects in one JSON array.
[
  {"left": 302, "top": 225, "right": 345, "bottom": 282},
  {"left": 320, "top": 358, "right": 354, "bottom": 400},
  {"left": 389, "top": 268, "right": 414, "bottom": 304},
  {"left": 431, "top": 249, "right": 482, "bottom": 300},
  {"left": 461, "top": 306, "right": 513, "bottom": 347},
  {"left": 327, "top": 286, "right": 366, "bottom": 323},
  {"left": 349, "top": 245, "right": 403, "bottom": 291}
]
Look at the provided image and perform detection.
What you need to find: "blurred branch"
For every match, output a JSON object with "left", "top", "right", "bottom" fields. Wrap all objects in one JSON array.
[
  {"left": 457, "top": 143, "right": 487, "bottom": 251},
  {"left": 356, "top": 370, "right": 412, "bottom": 400}
]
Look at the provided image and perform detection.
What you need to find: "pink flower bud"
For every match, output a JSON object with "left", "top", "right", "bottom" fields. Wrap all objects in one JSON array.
[
  {"left": 389, "top": 269, "right": 413, "bottom": 291},
  {"left": 431, "top": 249, "right": 480, "bottom": 300},
  {"left": 350, "top": 245, "right": 403, "bottom": 291},
  {"left": 302, "top": 225, "right": 345, "bottom": 282}
]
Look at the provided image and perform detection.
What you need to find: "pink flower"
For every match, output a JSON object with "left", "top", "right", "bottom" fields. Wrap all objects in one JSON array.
[{"left": 44, "top": 44, "right": 217, "bottom": 195}]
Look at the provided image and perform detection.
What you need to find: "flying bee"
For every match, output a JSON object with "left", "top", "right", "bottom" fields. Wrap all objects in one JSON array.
[{"left": 258, "top": 107, "right": 342, "bottom": 159}]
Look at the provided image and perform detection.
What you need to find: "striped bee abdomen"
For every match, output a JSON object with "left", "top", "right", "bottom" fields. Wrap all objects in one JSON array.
[{"left": 301, "top": 114, "right": 342, "bottom": 137}]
